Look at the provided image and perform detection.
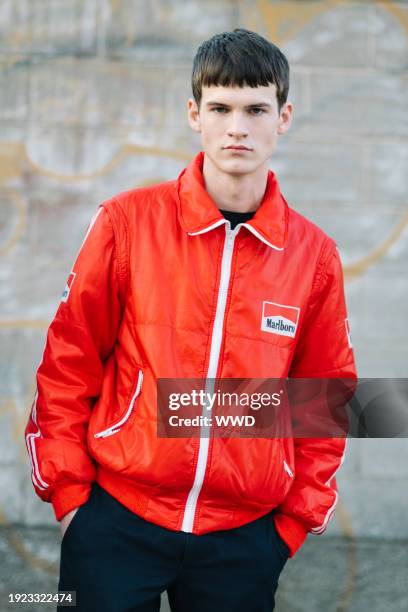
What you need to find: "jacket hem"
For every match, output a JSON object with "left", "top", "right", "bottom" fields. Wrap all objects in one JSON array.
[
  {"left": 96, "top": 467, "right": 296, "bottom": 537},
  {"left": 97, "top": 467, "right": 156, "bottom": 521}
]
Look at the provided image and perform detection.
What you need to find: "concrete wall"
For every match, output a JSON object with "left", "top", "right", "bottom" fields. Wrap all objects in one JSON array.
[{"left": 0, "top": 1, "right": 407, "bottom": 542}]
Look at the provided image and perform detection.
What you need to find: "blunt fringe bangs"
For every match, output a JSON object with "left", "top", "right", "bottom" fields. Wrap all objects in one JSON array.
[{"left": 192, "top": 29, "right": 290, "bottom": 111}]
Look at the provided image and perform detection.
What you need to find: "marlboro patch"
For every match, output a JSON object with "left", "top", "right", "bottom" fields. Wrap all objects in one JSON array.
[{"left": 261, "top": 301, "right": 300, "bottom": 338}]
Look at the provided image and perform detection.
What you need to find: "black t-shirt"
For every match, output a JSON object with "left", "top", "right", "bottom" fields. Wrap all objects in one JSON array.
[{"left": 219, "top": 209, "right": 255, "bottom": 230}]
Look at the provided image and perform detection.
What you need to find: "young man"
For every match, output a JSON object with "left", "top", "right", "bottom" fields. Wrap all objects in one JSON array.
[{"left": 25, "top": 29, "right": 357, "bottom": 611}]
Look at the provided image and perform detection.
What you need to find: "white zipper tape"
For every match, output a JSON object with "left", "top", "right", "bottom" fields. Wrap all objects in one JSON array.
[{"left": 181, "top": 224, "right": 239, "bottom": 532}]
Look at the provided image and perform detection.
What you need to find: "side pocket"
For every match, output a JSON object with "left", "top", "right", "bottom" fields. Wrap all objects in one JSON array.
[
  {"left": 271, "top": 516, "right": 291, "bottom": 561},
  {"left": 61, "top": 502, "right": 88, "bottom": 545},
  {"left": 94, "top": 369, "right": 143, "bottom": 439}
]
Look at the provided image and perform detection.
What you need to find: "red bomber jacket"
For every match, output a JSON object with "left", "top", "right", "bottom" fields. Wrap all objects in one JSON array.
[{"left": 25, "top": 151, "right": 357, "bottom": 557}]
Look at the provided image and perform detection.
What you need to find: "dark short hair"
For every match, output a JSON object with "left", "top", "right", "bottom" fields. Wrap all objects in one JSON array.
[{"left": 192, "top": 28, "right": 290, "bottom": 111}]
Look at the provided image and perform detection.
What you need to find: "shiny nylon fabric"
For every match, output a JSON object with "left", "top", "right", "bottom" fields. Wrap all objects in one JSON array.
[{"left": 25, "top": 152, "right": 357, "bottom": 557}]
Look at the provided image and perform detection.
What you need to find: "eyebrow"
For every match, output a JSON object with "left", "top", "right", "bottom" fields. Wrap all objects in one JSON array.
[{"left": 205, "top": 101, "right": 272, "bottom": 109}]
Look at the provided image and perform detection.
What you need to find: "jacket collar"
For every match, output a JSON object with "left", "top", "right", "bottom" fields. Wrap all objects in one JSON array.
[{"left": 177, "top": 151, "right": 288, "bottom": 250}]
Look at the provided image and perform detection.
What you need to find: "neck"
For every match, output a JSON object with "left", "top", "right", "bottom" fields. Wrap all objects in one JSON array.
[{"left": 202, "top": 154, "right": 269, "bottom": 213}]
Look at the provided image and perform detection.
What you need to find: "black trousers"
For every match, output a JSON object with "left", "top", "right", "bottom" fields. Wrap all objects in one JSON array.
[{"left": 58, "top": 482, "right": 290, "bottom": 612}]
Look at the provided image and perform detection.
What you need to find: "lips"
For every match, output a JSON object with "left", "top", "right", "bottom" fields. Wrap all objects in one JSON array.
[{"left": 225, "top": 146, "right": 251, "bottom": 151}]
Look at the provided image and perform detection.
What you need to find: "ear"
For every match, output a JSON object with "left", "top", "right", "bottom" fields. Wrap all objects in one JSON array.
[
  {"left": 277, "top": 101, "right": 293, "bottom": 135},
  {"left": 187, "top": 98, "right": 201, "bottom": 133}
]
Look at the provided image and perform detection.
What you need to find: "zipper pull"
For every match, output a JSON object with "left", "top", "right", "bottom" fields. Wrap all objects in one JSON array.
[{"left": 283, "top": 460, "right": 294, "bottom": 478}]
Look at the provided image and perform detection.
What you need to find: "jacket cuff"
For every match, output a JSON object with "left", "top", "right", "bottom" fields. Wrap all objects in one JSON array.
[
  {"left": 273, "top": 512, "right": 308, "bottom": 557},
  {"left": 51, "top": 481, "right": 93, "bottom": 521}
]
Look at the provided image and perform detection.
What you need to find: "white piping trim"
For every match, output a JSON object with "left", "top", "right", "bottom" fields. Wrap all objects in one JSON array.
[
  {"left": 94, "top": 370, "right": 144, "bottom": 438},
  {"left": 311, "top": 491, "right": 339, "bottom": 534},
  {"left": 25, "top": 391, "right": 49, "bottom": 491},
  {"left": 242, "top": 223, "right": 284, "bottom": 251},
  {"left": 27, "top": 435, "right": 48, "bottom": 491},
  {"left": 181, "top": 225, "right": 239, "bottom": 532},
  {"left": 187, "top": 219, "right": 227, "bottom": 235},
  {"left": 310, "top": 438, "right": 348, "bottom": 534},
  {"left": 187, "top": 217, "right": 285, "bottom": 251}
]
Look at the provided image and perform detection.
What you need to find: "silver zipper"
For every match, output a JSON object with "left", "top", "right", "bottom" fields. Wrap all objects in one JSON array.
[
  {"left": 94, "top": 370, "right": 144, "bottom": 438},
  {"left": 181, "top": 224, "right": 239, "bottom": 532}
]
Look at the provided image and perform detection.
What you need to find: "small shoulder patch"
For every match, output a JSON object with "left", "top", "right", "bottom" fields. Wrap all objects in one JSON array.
[{"left": 61, "top": 272, "right": 76, "bottom": 303}]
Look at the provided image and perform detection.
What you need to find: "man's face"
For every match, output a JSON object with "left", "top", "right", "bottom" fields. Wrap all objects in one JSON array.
[{"left": 187, "top": 83, "right": 293, "bottom": 177}]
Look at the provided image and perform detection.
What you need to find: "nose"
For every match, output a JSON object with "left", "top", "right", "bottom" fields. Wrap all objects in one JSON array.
[{"left": 227, "top": 111, "right": 249, "bottom": 138}]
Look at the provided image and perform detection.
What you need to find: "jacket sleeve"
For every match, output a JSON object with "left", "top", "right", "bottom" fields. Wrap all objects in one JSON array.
[
  {"left": 24, "top": 204, "right": 125, "bottom": 521},
  {"left": 274, "top": 239, "right": 357, "bottom": 557}
]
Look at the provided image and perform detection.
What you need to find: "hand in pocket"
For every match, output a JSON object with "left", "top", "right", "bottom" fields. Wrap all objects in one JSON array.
[{"left": 60, "top": 507, "right": 79, "bottom": 539}]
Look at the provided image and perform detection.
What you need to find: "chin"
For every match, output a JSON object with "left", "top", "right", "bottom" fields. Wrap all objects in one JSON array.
[{"left": 217, "top": 157, "right": 256, "bottom": 176}]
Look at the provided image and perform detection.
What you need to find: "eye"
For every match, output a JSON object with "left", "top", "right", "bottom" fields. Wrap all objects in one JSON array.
[
  {"left": 211, "top": 106, "right": 229, "bottom": 113},
  {"left": 249, "top": 107, "right": 265, "bottom": 115}
]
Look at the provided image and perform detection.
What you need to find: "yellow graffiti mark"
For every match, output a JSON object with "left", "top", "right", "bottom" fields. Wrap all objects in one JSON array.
[
  {"left": 378, "top": 0, "right": 408, "bottom": 37},
  {"left": 253, "top": 0, "right": 408, "bottom": 279},
  {"left": 0, "top": 319, "right": 49, "bottom": 329},
  {"left": 1, "top": 143, "right": 407, "bottom": 279},
  {"left": 257, "top": 0, "right": 343, "bottom": 45},
  {"left": 6, "top": 528, "right": 59, "bottom": 575},
  {"left": 0, "top": 188, "right": 27, "bottom": 256},
  {"left": 344, "top": 210, "right": 408, "bottom": 280},
  {"left": 0, "top": 145, "right": 28, "bottom": 256},
  {"left": 0, "top": 400, "right": 16, "bottom": 419},
  {"left": 278, "top": 499, "right": 356, "bottom": 612},
  {"left": 24, "top": 143, "right": 190, "bottom": 182},
  {"left": 0, "top": 137, "right": 189, "bottom": 185},
  {"left": 136, "top": 177, "right": 167, "bottom": 188},
  {"left": 336, "top": 501, "right": 358, "bottom": 612},
  {"left": 36, "top": 88, "right": 86, "bottom": 118},
  {"left": 0, "top": 54, "right": 28, "bottom": 69},
  {"left": 0, "top": 505, "right": 58, "bottom": 575},
  {"left": 257, "top": 0, "right": 408, "bottom": 47},
  {"left": 110, "top": 0, "right": 121, "bottom": 13},
  {"left": 0, "top": 396, "right": 55, "bottom": 577},
  {"left": 0, "top": 393, "right": 36, "bottom": 463},
  {"left": 0, "top": 143, "right": 25, "bottom": 184},
  {"left": 8, "top": 26, "right": 32, "bottom": 49}
]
